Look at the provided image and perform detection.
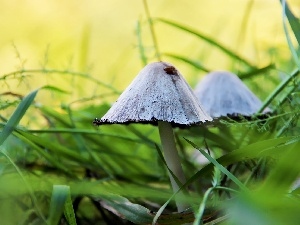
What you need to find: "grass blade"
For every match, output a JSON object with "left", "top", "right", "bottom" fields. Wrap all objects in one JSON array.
[
  {"left": 184, "top": 138, "right": 248, "bottom": 192},
  {"left": 12, "top": 131, "right": 73, "bottom": 175},
  {"left": 42, "top": 85, "right": 70, "bottom": 94},
  {"left": 47, "top": 185, "right": 70, "bottom": 225},
  {"left": 143, "top": 0, "right": 161, "bottom": 61},
  {"left": 281, "top": 0, "right": 300, "bottom": 70},
  {"left": 136, "top": 19, "right": 148, "bottom": 66},
  {"left": 238, "top": 64, "right": 275, "bottom": 80},
  {"left": 258, "top": 69, "right": 300, "bottom": 113},
  {"left": 193, "top": 186, "right": 214, "bottom": 225},
  {"left": 0, "top": 150, "right": 47, "bottom": 223},
  {"left": 155, "top": 18, "right": 256, "bottom": 68},
  {"left": 281, "top": 0, "right": 300, "bottom": 45},
  {"left": 102, "top": 194, "right": 152, "bottom": 224},
  {"left": 63, "top": 187, "right": 77, "bottom": 225},
  {"left": 0, "top": 69, "right": 121, "bottom": 94},
  {"left": 162, "top": 53, "right": 211, "bottom": 72},
  {"left": 0, "top": 89, "right": 39, "bottom": 145},
  {"left": 185, "top": 135, "right": 298, "bottom": 187},
  {"left": 260, "top": 137, "right": 300, "bottom": 195}
]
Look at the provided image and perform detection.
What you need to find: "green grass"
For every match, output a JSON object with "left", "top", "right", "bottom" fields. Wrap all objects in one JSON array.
[{"left": 0, "top": 1, "right": 300, "bottom": 225}]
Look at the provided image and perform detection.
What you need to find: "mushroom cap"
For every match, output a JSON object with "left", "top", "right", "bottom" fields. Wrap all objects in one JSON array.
[
  {"left": 94, "top": 61, "right": 212, "bottom": 127},
  {"left": 194, "top": 71, "right": 271, "bottom": 118}
]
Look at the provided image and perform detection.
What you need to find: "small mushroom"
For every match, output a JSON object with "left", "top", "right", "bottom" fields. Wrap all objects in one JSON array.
[
  {"left": 94, "top": 61, "right": 212, "bottom": 212},
  {"left": 194, "top": 71, "right": 271, "bottom": 118}
]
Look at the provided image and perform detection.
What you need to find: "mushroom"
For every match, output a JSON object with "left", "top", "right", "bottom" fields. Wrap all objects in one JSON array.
[
  {"left": 194, "top": 71, "right": 271, "bottom": 118},
  {"left": 93, "top": 61, "right": 212, "bottom": 212}
]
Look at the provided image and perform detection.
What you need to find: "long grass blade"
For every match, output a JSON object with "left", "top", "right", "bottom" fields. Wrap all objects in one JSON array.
[
  {"left": 184, "top": 135, "right": 297, "bottom": 186},
  {"left": 143, "top": 0, "right": 161, "bottom": 61},
  {"left": 238, "top": 64, "right": 275, "bottom": 80},
  {"left": 281, "top": 0, "right": 300, "bottom": 70},
  {"left": 0, "top": 89, "right": 39, "bottom": 145},
  {"left": 258, "top": 69, "right": 300, "bottom": 113},
  {"left": 63, "top": 187, "right": 77, "bottom": 225},
  {"left": 136, "top": 20, "right": 148, "bottom": 66},
  {"left": 0, "top": 150, "right": 47, "bottom": 223},
  {"left": 155, "top": 18, "right": 256, "bottom": 68},
  {"left": 47, "top": 185, "right": 70, "bottom": 225},
  {"left": 184, "top": 138, "right": 248, "bottom": 192},
  {"left": 0, "top": 69, "right": 121, "bottom": 94},
  {"left": 102, "top": 194, "right": 152, "bottom": 224},
  {"left": 162, "top": 53, "right": 211, "bottom": 72},
  {"left": 281, "top": 0, "right": 300, "bottom": 45},
  {"left": 193, "top": 187, "right": 214, "bottom": 225}
]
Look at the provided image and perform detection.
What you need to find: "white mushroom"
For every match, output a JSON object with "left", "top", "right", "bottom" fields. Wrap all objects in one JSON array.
[
  {"left": 194, "top": 71, "right": 271, "bottom": 118},
  {"left": 94, "top": 61, "right": 212, "bottom": 212}
]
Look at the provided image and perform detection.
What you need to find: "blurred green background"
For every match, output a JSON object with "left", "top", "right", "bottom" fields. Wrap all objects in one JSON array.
[
  {"left": 1, "top": 0, "right": 300, "bottom": 224},
  {"left": 1, "top": 0, "right": 299, "bottom": 105}
]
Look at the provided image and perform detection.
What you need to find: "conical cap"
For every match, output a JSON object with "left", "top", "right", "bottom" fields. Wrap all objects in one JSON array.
[
  {"left": 95, "top": 62, "right": 212, "bottom": 127},
  {"left": 194, "top": 71, "right": 270, "bottom": 118}
]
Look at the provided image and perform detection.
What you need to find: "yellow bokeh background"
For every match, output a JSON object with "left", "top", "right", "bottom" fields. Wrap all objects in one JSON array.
[{"left": 0, "top": 0, "right": 299, "bottom": 105}]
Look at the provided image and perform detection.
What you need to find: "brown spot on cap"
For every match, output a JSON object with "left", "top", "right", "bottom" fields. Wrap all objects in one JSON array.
[{"left": 164, "top": 66, "right": 178, "bottom": 75}]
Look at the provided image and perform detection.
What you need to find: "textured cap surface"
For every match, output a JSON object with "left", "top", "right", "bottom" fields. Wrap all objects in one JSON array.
[
  {"left": 194, "top": 71, "right": 270, "bottom": 118},
  {"left": 94, "top": 62, "right": 212, "bottom": 127}
]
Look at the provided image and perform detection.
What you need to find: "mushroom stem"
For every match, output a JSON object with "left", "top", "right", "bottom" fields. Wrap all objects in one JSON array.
[{"left": 158, "top": 121, "right": 188, "bottom": 212}]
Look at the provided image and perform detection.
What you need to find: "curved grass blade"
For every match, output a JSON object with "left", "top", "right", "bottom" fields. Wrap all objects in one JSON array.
[
  {"left": 186, "top": 135, "right": 299, "bottom": 187},
  {"left": 63, "top": 187, "right": 77, "bottom": 225},
  {"left": 150, "top": 133, "right": 294, "bottom": 223},
  {"left": 28, "top": 128, "right": 146, "bottom": 144},
  {"left": 193, "top": 186, "right": 214, "bottom": 225},
  {"left": 47, "top": 185, "right": 70, "bottom": 225},
  {"left": 238, "top": 64, "right": 275, "bottom": 80},
  {"left": 12, "top": 130, "right": 73, "bottom": 175},
  {"left": 42, "top": 85, "right": 70, "bottom": 94},
  {"left": 162, "top": 53, "right": 211, "bottom": 72},
  {"left": 0, "top": 89, "right": 39, "bottom": 145},
  {"left": 155, "top": 18, "right": 256, "bottom": 68},
  {"left": 281, "top": 0, "right": 300, "bottom": 45},
  {"left": 15, "top": 130, "right": 91, "bottom": 166},
  {"left": 101, "top": 194, "right": 152, "bottom": 224},
  {"left": 0, "top": 69, "right": 121, "bottom": 95},
  {"left": 152, "top": 144, "right": 195, "bottom": 224},
  {"left": 0, "top": 150, "right": 47, "bottom": 223},
  {"left": 260, "top": 136, "right": 300, "bottom": 195},
  {"left": 281, "top": 0, "right": 300, "bottom": 70},
  {"left": 143, "top": 0, "right": 161, "bottom": 61},
  {"left": 258, "top": 69, "right": 300, "bottom": 113},
  {"left": 136, "top": 19, "right": 148, "bottom": 66},
  {"left": 184, "top": 138, "right": 248, "bottom": 192},
  {"left": 152, "top": 193, "right": 191, "bottom": 225},
  {"left": 0, "top": 88, "right": 51, "bottom": 223}
]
